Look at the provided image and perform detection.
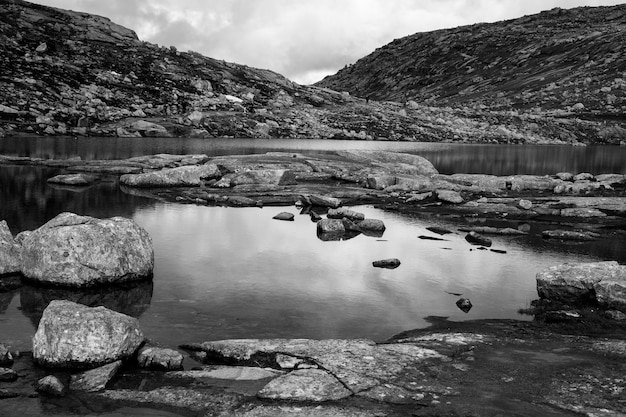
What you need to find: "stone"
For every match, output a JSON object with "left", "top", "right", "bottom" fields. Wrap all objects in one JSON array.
[
  {"left": 456, "top": 297, "right": 473, "bottom": 313},
  {"left": 69, "top": 361, "right": 122, "bottom": 392},
  {"left": 327, "top": 208, "right": 365, "bottom": 221},
  {"left": 36, "top": 375, "right": 66, "bottom": 396},
  {"left": 0, "top": 221, "right": 20, "bottom": 276},
  {"left": 426, "top": 226, "right": 453, "bottom": 235},
  {"left": 167, "top": 366, "right": 282, "bottom": 381},
  {"left": 0, "top": 367, "right": 17, "bottom": 382},
  {"left": 556, "top": 172, "right": 574, "bottom": 181},
  {"left": 317, "top": 219, "right": 345, "bottom": 235},
  {"left": 47, "top": 173, "right": 96, "bottom": 186},
  {"left": 536, "top": 262, "right": 626, "bottom": 312},
  {"left": 465, "top": 231, "right": 492, "bottom": 247},
  {"left": 436, "top": 189, "right": 464, "bottom": 204},
  {"left": 574, "top": 173, "right": 595, "bottom": 181},
  {"left": 0, "top": 344, "right": 13, "bottom": 367},
  {"left": 128, "top": 120, "right": 169, "bottom": 137},
  {"left": 229, "top": 169, "right": 296, "bottom": 186},
  {"left": 33, "top": 300, "right": 144, "bottom": 368},
  {"left": 305, "top": 195, "right": 342, "bottom": 208},
  {"left": 542, "top": 230, "right": 599, "bottom": 241},
  {"left": 257, "top": 369, "right": 352, "bottom": 402},
  {"left": 518, "top": 199, "right": 533, "bottom": 210},
  {"left": 338, "top": 151, "right": 438, "bottom": 176},
  {"left": 20, "top": 212, "right": 153, "bottom": 287},
  {"left": 366, "top": 175, "right": 396, "bottom": 190},
  {"left": 356, "top": 219, "right": 386, "bottom": 237},
  {"left": 372, "top": 258, "right": 401, "bottom": 269},
  {"left": 272, "top": 212, "right": 294, "bottom": 221},
  {"left": 137, "top": 347, "right": 183, "bottom": 370},
  {"left": 120, "top": 164, "right": 220, "bottom": 187},
  {"left": 227, "top": 196, "right": 258, "bottom": 207}
]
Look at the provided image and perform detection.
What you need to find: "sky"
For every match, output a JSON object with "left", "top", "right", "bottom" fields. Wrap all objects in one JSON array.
[{"left": 33, "top": 0, "right": 626, "bottom": 85}]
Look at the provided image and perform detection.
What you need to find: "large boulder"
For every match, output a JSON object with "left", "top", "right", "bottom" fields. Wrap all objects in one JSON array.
[
  {"left": 120, "top": 164, "right": 220, "bottom": 187},
  {"left": 33, "top": 300, "right": 144, "bottom": 368},
  {"left": 20, "top": 213, "right": 153, "bottom": 287},
  {"left": 536, "top": 262, "right": 626, "bottom": 312},
  {"left": 0, "top": 220, "right": 21, "bottom": 276}
]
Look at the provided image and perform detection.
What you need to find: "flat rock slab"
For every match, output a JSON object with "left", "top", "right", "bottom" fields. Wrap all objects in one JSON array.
[
  {"left": 120, "top": 164, "right": 220, "bottom": 187},
  {"left": 70, "top": 360, "right": 122, "bottom": 392},
  {"left": 272, "top": 212, "right": 294, "bottom": 221},
  {"left": 257, "top": 369, "right": 352, "bottom": 402},
  {"left": 537, "top": 261, "right": 626, "bottom": 312},
  {"left": 47, "top": 173, "right": 97, "bottom": 186},
  {"left": 167, "top": 366, "right": 283, "bottom": 381},
  {"left": 137, "top": 347, "right": 183, "bottom": 370}
]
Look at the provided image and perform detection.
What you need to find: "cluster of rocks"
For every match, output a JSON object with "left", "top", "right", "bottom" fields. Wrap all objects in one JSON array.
[{"left": 1, "top": 1, "right": 625, "bottom": 144}]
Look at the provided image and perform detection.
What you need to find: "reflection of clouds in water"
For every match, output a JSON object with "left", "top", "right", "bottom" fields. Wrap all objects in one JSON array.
[{"left": 131, "top": 204, "right": 606, "bottom": 343}]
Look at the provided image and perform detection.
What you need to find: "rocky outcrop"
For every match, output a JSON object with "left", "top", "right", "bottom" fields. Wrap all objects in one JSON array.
[
  {"left": 20, "top": 212, "right": 153, "bottom": 287},
  {"left": 0, "top": 220, "right": 20, "bottom": 276},
  {"left": 536, "top": 262, "right": 626, "bottom": 312},
  {"left": 32, "top": 300, "right": 144, "bottom": 368}
]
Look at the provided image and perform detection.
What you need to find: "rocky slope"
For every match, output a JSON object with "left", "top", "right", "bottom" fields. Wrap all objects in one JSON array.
[{"left": 0, "top": 0, "right": 625, "bottom": 144}]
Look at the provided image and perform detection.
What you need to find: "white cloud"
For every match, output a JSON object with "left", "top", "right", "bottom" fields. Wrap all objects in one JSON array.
[{"left": 33, "top": 0, "right": 626, "bottom": 84}]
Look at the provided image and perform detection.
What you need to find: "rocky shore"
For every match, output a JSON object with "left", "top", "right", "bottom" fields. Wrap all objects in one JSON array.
[{"left": 0, "top": 149, "right": 625, "bottom": 416}]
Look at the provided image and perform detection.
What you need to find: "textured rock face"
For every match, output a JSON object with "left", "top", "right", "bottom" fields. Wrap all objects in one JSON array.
[
  {"left": 0, "top": 220, "right": 20, "bottom": 276},
  {"left": 69, "top": 361, "right": 122, "bottom": 392},
  {"left": 20, "top": 212, "right": 153, "bottom": 287},
  {"left": 120, "top": 164, "right": 220, "bottom": 187},
  {"left": 137, "top": 347, "right": 183, "bottom": 370},
  {"left": 33, "top": 300, "right": 144, "bottom": 368},
  {"left": 257, "top": 369, "right": 352, "bottom": 402},
  {"left": 536, "top": 262, "right": 626, "bottom": 311}
]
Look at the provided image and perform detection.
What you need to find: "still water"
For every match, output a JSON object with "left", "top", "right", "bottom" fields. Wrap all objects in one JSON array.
[{"left": 0, "top": 138, "right": 624, "bottom": 350}]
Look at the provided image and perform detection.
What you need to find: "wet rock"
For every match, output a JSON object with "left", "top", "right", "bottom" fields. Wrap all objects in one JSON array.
[
  {"left": 464, "top": 231, "right": 492, "bottom": 247},
  {"left": 456, "top": 297, "right": 473, "bottom": 313},
  {"left": 356, "top": 219, "right": 386, "bottom": 237},
  {"left": 372, "top": 259, "right": 401, "bottom": 269},
  {"left": 0, "top": 220, "right": 21, "bottom": 276},
  {"left": 257, "top": 369, "right": 352, "bottom": 402},
  {"left": 317, "top": 218, "right": 345, "bottom": 235},
  {"left": 542, "top": 230, "right": 600, "bottom": 241},
  {"left": 229, "top": 169, "right": 296, "bottom": 186},
  {"left": 69, "top": 360, "right": 122, "bottom": 392},
  {"left": 327, "top": 208, "right": 365, "bottom": 221},
  {"left": 20, "top": 212, "right": 153, "bottom": 287},
  {"left": 0, "top": 344, "right": 13, "bottom": 367},
  {"left": 47, "top": 173, "right": 96, "bottom": 186},
  {"left": 272, "top": 212, "right": 294, "bottom": 221},
  {"left": 305, "top": 194, "right": 342, "bottom": 208},
  {"left": 137, "top": 347, "right": 183, "bottom": 371},
  {"left": 35, "top": 375, "right": 66, "bottom": 396},
  {"left": 120, "top": 164, "right": 220, "bottom": 187},
  {"left": 33, "top": 300, "right": 144, "bottom": 368},
  {"left": 536, "top": 261, "right": 626, "bottom": 312},
  {"left": 0, "top": 367, "right": 17, "bottom": 382},
  {"left": 436, "top": 189, "right": 464, "bottom": 204}
]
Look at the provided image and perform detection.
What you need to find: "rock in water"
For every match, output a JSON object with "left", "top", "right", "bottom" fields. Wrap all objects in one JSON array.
[
  {"left": 20, "top": 212, "right": 153, "bottom": 287},
  {"left": 456, "top": 297, "right": 473, "bottom": 313},
  {"left": 120, "top": 164, "right": 220, "bottom": 187},
  {"left": 137, "top": 347, "right": 184, "bottom": 370},
  {"left": 69, "top": 361, "right": 122, "bottom": 392},
  {"left": 272, "top": 212, "right": 295, "bottom": 221},
  {"left": 372, "top": 259, "right": 401, "bottom": 269},
  {"left": 536, "top": 262, "right": 626, "bottom": 312},
  {"left": 33, "top": 300, "right": 144, "bottom": 368},
  {"left": 0, "top": 220, "right": 21, "bottom": 276},
  {"left": 465, "top": 231, "right": 492, "bottom": 247},
  {"left": 47, "top": 173, "right": 97, "bottom": 186},
  {"left": 36, "top": 375, "right": 66, "bottom": 396},
  {"left": 327, "top": 208, "right": 365, "bottom": 221},
  {"left": 357, "top": 219, "right": 386, "bottom": 237}
]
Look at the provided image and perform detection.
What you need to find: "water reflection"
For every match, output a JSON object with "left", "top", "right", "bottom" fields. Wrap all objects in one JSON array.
[
  {"left": 1, "top": 137, "right": 625, "bottom": 175},
  {"left": 19, "top": 280, "right": 153, "bottom": 327}
]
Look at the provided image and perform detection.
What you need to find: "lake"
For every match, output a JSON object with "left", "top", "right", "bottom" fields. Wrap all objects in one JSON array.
[{"left": 0, "top": 138, "right": 625, "bottom": 351}]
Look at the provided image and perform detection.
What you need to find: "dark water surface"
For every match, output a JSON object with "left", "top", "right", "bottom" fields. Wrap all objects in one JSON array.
[
  {"left": 1, "top": 136, "right": 626, "bottom": 175},
  {"left": 0, "top": 138, "right": 625, "bottom": 351}
]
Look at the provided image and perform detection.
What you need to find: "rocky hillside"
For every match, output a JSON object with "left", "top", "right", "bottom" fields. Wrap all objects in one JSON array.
[
  {"left": 318, "top": 5, "right": 626, "bottom": 116},
  {"left": 0, "top": 0, "right": 625, "bottom": 144}
]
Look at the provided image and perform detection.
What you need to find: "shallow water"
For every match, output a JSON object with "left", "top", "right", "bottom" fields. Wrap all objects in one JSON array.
[{"left": 0, "top": 138, "right": 625, "bottom": 350}]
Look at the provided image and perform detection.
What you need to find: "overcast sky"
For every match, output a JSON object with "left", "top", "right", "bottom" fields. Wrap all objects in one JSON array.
[{"left": 34, "top": 0, "right": 626, "bottom": 84}]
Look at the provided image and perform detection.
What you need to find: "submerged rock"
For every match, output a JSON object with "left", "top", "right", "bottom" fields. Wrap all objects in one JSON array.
[
  {"left": 536, "top": 262, "right": 626, "bottom": 312},
  {"left": 33, "top": 300, "right": 144, "bottom": 368},
  {"left": 0, "top": 220, "right": 21, "bottom": 276},
  {"left": 20, "top": 212, "right": 153, "bottom": 287}
]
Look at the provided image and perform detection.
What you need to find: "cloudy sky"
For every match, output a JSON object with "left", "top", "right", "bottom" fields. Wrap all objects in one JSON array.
[{"left": 34, "top": 0, "right": 626, "bottom": 84}]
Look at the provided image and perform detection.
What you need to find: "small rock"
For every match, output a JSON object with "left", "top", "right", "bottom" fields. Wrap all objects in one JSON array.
[
  {"left": 47, "top": 173, "right": 96, "bottom": 186},
  {"left": 137, "top": 347, "right": 184, "bottom": 371},
  {"left": 272, "top": 212, "right": 294, "bottom": 221},
  {"left": 36, "top": 375, "right": 66, "bottom": 396},
  {"left": 357, "top": 219, "right": 386, "bottom": 237},
  {"left": 490, "top": 249, "right": 507, "bottom": 254},
  {"left": 436, "top": 189, "right": 464, "bottom": 204},
  {"left": 518, "top": 199, "right": 533, "bottom": 210},
  {"left": 372, "top": 258, "right": 401, "bottom": 269},
  {"left": 0, "top": 344, "right": 13, "bottom": 367},
  {"left": 426, "top": 226, "right": 453, "bottom": 235},
  {"left": 465, "top": 231, "right": 492, "bottom": 247},
  {"left": 69, "top": 361, "right": 122, "bottom": 392},
  {"left": 0, "top": 367, "right": 17, "bottom": 382},
  {"left": 456, "top": 298, "right": 473, "bottom": 313}
]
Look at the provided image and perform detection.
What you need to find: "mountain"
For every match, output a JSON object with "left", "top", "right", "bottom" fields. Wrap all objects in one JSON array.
[
  {"left": 0, "top": 0, "right": 625, "bottom": 145},
  {"left": 317, "top": 5, "right": 626, "bottom": 115}
]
